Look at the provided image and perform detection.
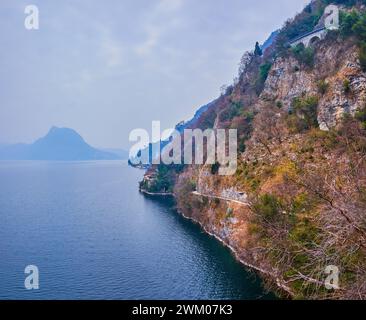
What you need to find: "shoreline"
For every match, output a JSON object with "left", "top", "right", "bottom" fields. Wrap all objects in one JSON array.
[
  {"left": 177, "top": 207, "right": 293, "bottom": 298},
  {"left": 139, "top": 189, "right": 174, "bottom": 197},
  {"left": 138, "top": 176, "right": 292, "bottom": 298}
]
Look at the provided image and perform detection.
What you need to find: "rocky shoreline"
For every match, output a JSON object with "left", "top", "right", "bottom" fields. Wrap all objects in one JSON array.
[
  {"left": 174, "top": 198, "right": 293, "bottom": 299},
  {"left": 139, "top": 189, "right": 174, "bottom": 197},
  {"left": 139, "top": 183, "right": 292, "bottom": 298}
]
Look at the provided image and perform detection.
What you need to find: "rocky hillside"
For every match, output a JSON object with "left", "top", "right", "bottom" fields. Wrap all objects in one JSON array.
[{"left": 141, "top": 0, "right": 366, "bottom": 299}]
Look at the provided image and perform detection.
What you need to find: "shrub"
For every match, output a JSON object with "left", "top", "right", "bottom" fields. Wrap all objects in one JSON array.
[
  {"left": 238, "top": 138, "right": 246, "bottom": 153},
  {"left": 276, "top": 101, "right": 284, "bottom": 108},
  {"left": 317, "top": 80, "right": 329, "bottom": 95},
  {"left": 343, "top": 79, "right": 351, "bottom": 94},
  {"left": 214, "top": 198, "right": 221, "bottom": 206},
  {"left": 355, "top": 105, "right": 366, "bottom": 128},
  {"left": 308, "top": 128, "right": 339, "bottom": 150},
  {"left": 259, "top": 63, "right": 272, "bottom": 82},
  {"left": 289, "top": 217, "right": 319, "bottom": 248},
  {"left": 359, "top": 41, "right": 366, "bottom": 72},
  {"left": 352, "top": 11, "right": 366, "bottom": 40},
  {"left": 340, "top": 10, "right": 360, "bottom": 37},
  {"left": 352, "top": 12, "right": 366, "bottom": 71},
  {"left": 242, "top": 110, "right": 255, "bottom": 122},
  {"left": 226, "top": 208, "right": 234, "bottom": 218},
  {"left": 253, "top": 194, "right": 282, "bottom": 221},
  {"left": 324, "top": 0, "right": 357, "bottom": 7},
  {"left": 255, "top": 62, "right": 272, "bottom": 95},
  {"left": 287, "top": 96, "right": 319, "bottom": 132},
  {"left": 254, "top": 41, "right": 263, "bottom": 57},
  {"left": 219, "top": 101, "right": 242, "bottom": 122},
  {"left": 145, "top": 164, "right": 182, "bottom": 193},
  {"left": 280, "top": 4, "right": 324, "bottom": 43},
  {"left": 338, "top": 10, "right": 366, "bottom": 71},
  {"left": 292, "top": 44, "right": 315, "bottom": 68},
  {"left": 211, "top": 162, "right": 220, "bottom": 175}
]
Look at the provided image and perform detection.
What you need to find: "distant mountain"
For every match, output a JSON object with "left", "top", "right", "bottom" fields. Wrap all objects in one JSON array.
[
  {"left": 0, "top": 127, "right": 121, "bottom": 161},
  {"left": 102, "top": 148, "right": 129, "bottom": 160},
  {"left": 261, "top": 30, "right": 279, "bottom": 53},
  {"left": 175, "top": 100, "right": 216, "bottom": 133},
  {"left": 129, "top": 100, "right": 216, "bottom": 166}
]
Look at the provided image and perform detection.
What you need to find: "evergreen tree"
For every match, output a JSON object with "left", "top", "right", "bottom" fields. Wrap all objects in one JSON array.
[{"left": 254, "top": 41, "right": 263, "bottom": 56}]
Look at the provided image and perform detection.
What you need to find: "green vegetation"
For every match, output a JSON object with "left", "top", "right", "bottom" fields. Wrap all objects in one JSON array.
[
  {"left": 259, "top": 62, "right": 272, "bottom": 83},
  {"left": 355, "top": 105, "right": 366, "bottom": 128},
  {"left": 274, "top": 0, "right": 366, "bottom": 60},
  {"left": 280, "top": 6, "right": 323, "bottom": 45},
  {"left": 343, "top": 79, "right": 351, "bottom": 94},
  {"left": 254, "top": 41, "right": 263, "bottom": 57},
  {"left": 287, "top": 95, "right": 319, "bottom": 132},
  {"left": 255, "top": 62, "right": 272, "bottom": 95},
  {"left": 346, "top": 10, "right": 366, "bottom": 38},
  {"left": 247, "top": 117, "right": 366, "bottom": 298},
  {"left": 219, "top": 101, "right": 243, "bottom": 122},
  {"left": 340, "top": 9, "right": 366, "bottom": 71},
  {"left": 340, "top": 10, "right": 360, "bottom": 37},
  {"left": 253, "top": 194, "right": 282, "bottom": 221},
  {"left": 226, "top": 207, "right": 234, "bottom": 218},
  {"left": 210, "top": 162, "right": 220, "bottom": 175},
  {"left": 242, "top": 110, "right": 255, "bottom": 122},
  {"left": 276, "top": 101, "right": 283, "bottom": 109},
  {"left": 324, "top": 0, "right": 362, "bottom": 6},
  {"left": 238, "top": 140, "right": 246, "bottom": 153},
  {"left": 151, "top": 165, "right": 174, "bottom": 193},
  {"left": 235, "top": 161, "right": 262, "bottom": 192},
  {"left": 140, "top": 164, "right": 186, "bottom": 194},
  {"left": 229, "top": 109, "right": 254, "bottom": 153},
  {"left": 317, "top": 80, "right": 329, "bottom": 95},
  {"left": 274, "top": 1, "right": 328, "bottom": 56},
  {"left": 359, "top": 42, "right": 366, "bottom": 71},
  {"left": 292, "top": 44, "right": 315, "bottom": 68}
]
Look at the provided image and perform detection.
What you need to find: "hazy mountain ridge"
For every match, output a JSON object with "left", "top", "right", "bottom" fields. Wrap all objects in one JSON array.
[
  {"left": 0, "top": 127, "right": 122, "bottom": 161},
  {"left": 130, "top": 100, "right": 217, "bottom": 166}
]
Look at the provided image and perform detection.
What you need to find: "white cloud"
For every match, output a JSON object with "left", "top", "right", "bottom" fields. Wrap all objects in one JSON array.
[
  {"left": 0, "top": 0, "right": 314, "bottom": 148},
  {"left": 62, "top": 68, "right": 96, "bottom": 92},
  {"left": 155, "top": 0, "right": 183, "bottom": 13},
  {"left": 100, "top": 38, "right": 124, "bottom": 67},
  {"left": 135, "top": 25, "right": 161, "bottom": 57},
  {"left": 134, "top": 0, "right": 184, "bottom": 57}
]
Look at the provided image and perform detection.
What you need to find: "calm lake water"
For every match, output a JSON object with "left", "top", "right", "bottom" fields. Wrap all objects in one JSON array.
[{"left": 0, "top": 161, "right": 273, "bottom": 300}]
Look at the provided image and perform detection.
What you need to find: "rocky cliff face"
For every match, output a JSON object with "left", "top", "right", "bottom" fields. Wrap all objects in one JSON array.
[
  {"left": 262, "top": 38, "right": 366, "bottom": 130},
  {"left": 142, "top": 0, "right": 366, "bottom": 299}
]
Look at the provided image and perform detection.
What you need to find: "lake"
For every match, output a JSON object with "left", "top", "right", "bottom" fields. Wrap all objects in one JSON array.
[{"left": 0, "top": 161, "right": 273, "bottom": 300}]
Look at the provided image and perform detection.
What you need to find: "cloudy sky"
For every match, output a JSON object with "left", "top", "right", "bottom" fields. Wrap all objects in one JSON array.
[{"left": 0, "top": 0, "right": 309, "bottom": 149}]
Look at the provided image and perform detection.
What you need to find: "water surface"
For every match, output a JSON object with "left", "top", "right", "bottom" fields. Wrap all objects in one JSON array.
[{"left": 0, "top": 161, "right": 273, "bottom": 300}]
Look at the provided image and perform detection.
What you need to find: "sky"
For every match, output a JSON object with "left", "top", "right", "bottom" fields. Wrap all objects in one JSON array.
[{"left": 0, "top": 0, "right": 310, "bottom": 149}]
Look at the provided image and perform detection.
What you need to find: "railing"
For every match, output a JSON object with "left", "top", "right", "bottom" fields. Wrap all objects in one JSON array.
[{"left": 289, "top": 27, "right": 326, "bottom": 44}]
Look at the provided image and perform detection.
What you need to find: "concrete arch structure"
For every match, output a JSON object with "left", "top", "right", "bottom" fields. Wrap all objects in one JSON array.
[
  {"left": 289, "top": 4, "right": 339, "bottom": 48},
  {"left": 309, "top": 35, "right": 321, "bottom": 45},
  {"left": 289, "top": 28, "right": 327, "bottom": 48}
]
